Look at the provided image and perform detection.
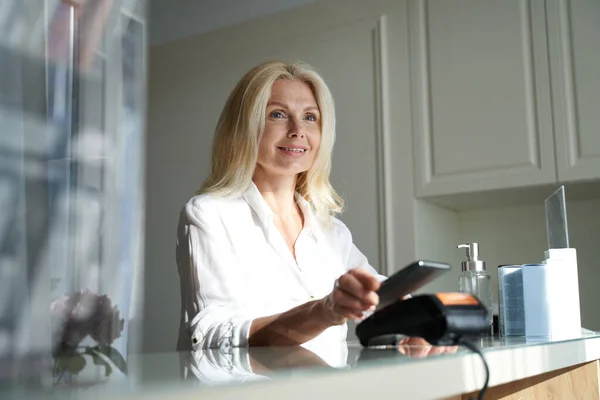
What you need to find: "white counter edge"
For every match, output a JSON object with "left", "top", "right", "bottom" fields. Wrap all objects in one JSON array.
[{"left": 114, "top": 336, "right": 600, "bottom": 400}]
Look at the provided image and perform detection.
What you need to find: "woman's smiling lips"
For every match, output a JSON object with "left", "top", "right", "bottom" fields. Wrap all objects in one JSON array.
[{"left": 277, "top": 145, "right": 308, "bottom": 156}]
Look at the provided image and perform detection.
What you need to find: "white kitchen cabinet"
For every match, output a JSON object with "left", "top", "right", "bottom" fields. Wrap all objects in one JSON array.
[
  {"left": 411, "top": 0, "right": 557, "bottom": 197},
  {"left": 547, "top": 0, "right": 600, "bottom": 183},
  {"left": 412, "top": 0, "right": 600, "bottom": 198}
]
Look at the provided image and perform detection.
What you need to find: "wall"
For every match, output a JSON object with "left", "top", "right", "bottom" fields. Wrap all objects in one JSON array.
[
  {"left": 413, "top": 200, "right": 462, "bottom": 294},
  {"left": 149, "top": 0, "right": 318, "bottom": 45},
  {"left": 457, "top": 199, "right": 600, "bottom": 331}
]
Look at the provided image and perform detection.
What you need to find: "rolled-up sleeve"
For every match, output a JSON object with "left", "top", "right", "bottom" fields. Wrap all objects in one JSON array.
[{"left": 176, "top": 203, "right": 253, "bottom": 351}]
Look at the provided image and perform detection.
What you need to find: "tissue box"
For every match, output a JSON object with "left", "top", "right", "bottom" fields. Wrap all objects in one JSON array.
[{"left": 522, "top": 248, "right": 581, "bottom": 339}]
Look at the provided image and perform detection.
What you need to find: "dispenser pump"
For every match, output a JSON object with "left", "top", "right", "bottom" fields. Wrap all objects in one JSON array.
[
  {"left": 457, "top": 243, "right": 486, "bottom": 272},
  {"left": 457, "top": 242, "right": 492, "bottom": 330}
]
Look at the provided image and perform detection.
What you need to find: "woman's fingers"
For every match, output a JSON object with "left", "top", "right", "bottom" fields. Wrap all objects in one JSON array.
[
  {"left": 336, "top": 273, "right": 365, "bottom": 298},
  {"left": 331, "top": 304, "right": 364, "bottom": 320},
  {"left": 323, "top": 269, "right": 382, "bottom": 324},
  {"left": 348, "top": 268, "right": 381, "bottom": 292},
  {"left": 332, "top": 286, "right": 373, "bottom": 311},
  {"left": 337, "top": 270, "right": 380, "bottom": 308}
]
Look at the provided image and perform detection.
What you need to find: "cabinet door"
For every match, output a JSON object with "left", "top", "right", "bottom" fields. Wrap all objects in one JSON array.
[
  {"left": 410, "top": 0, "right": 556, "bottom": 197},
  {"left": 547, "top": 0, "right": 600, "bottom": 182}
]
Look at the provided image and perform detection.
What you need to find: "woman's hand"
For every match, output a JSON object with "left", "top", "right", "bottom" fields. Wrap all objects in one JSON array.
[
  {"left": 250, "top": 268, "right": 380, "bottom": 346},
  {"left": 320, "top": 268, "right": 381, "bottom": 325}
]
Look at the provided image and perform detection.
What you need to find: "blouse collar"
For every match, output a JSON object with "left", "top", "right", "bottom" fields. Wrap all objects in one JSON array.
[{"left": 241, "top": 181, "right": 318, "bottom": 238}]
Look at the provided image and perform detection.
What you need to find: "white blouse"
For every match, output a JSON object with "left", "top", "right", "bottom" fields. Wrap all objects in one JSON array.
[{"left": 175, "top": 182, "right": 385, "bottom": 358}]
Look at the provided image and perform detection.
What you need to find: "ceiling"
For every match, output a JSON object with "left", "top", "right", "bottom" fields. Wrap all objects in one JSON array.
[{"left": 148, "top": 0, "right": 318, "bottom": 45}]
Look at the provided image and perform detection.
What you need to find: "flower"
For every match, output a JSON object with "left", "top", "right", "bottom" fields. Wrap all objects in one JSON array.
[
  {"left": 89, "top": 295, "right": 125, "bottom": 347},
  {"left": 51, "top": 290, "right": 125, "bottom": 350}
]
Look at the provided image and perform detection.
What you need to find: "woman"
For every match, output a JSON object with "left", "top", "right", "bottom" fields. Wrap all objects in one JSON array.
[{"left": 176, "top": 60, "right": 385, "bottom": 352}]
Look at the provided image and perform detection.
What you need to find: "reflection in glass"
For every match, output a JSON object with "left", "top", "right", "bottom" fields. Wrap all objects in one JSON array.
[
  {"left": 0, "top": 0, "right": 146, "bottom": 391},
  {"left": 356, "top": 337, "right": 458, "bottom": 363},
  {"left": 179, "top": 345, "right": 337, "bottom": 386},
  {"left": 177, "top": 338, "right": 459, "bottom": 386}
]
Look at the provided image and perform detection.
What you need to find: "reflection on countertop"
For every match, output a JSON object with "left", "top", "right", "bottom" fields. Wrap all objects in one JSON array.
[
  {"left": 0, "top": 338, "right": 459, "bottom": 398},
  {"left": 179, "top": 337, "right": 459, "bottom": 386},
  {"left": 2, "top": 331, "right": 600, "bottom": 399}
]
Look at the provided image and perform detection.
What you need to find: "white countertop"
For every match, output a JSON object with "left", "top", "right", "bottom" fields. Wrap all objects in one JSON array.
[
  {"left": 146, "top": 334, "right": 600, "bottom": 400},
  {"left": 4, "top": 332, "right": 600, "bottom": 400}
]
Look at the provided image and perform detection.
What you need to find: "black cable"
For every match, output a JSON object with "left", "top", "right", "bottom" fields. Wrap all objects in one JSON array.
[{"left": 459, "top": 338, "right": 489, "bottom": 400}]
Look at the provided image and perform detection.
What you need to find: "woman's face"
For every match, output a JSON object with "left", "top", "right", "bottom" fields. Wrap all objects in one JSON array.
[{"left": 256, "top": 79, "right": 322, "bottom": 178}]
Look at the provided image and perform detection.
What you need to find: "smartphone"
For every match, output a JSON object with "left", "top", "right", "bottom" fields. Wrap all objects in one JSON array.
[{"left": 376, "top": 260, "right": 451, "bottom": 310}]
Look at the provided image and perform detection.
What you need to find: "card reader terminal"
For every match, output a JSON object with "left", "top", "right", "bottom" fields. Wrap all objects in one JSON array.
[{"left": 356, "top": 292, "right": 490, "bottom": 347}]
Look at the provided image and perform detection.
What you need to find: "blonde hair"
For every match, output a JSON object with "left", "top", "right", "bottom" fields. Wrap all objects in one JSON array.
[{"left": 198, "top": 60, "right": 344, "bottom": 225}]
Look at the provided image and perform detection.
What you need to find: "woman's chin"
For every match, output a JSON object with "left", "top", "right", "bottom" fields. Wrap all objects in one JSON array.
[{"left": 257, "top": 164, "right": 311, "bottom": 178}]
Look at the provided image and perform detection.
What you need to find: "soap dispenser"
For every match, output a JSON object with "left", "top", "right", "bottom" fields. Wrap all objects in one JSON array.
[{"left": 457, "top": 243, "right": 493, "bottom": 328}]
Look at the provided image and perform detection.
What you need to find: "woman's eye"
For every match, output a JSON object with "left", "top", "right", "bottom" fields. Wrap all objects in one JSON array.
[
  {"left": 305, "top": 114, "right": 317, "bottom": 122},
  {"left": 270, "top": 111, "right": 285, "bottom": 119}
]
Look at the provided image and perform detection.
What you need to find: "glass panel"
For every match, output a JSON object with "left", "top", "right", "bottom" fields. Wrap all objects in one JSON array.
[
  {"left": 0, "top": 0, "right": 146, "bottom": 389},
  {"left": 545, "top": 185, "right": 570, "bottom": 249}
]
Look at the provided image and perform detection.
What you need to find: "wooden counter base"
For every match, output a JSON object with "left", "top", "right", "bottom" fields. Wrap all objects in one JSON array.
[{"left": 445, "top": 360, "right": 600, "bottom": 400}]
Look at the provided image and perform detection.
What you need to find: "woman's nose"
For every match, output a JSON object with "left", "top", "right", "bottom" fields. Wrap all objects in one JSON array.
[{"left": 287, "top": 118, "right": 305, "bottom": 138}]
